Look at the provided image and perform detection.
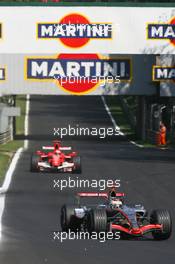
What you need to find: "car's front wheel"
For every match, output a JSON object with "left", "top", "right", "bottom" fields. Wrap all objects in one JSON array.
[
  {"left": 31, "top": 154, "right": 40, "bottom": 172},
  {"left": 87, "top": 209, "right": 108, "bottom": 233},
  {"left": 150, "top": 209, "right": 172, "bottom": 240},
  {"left": 72, "top": 156, "right": 81, "bottom": 173}
]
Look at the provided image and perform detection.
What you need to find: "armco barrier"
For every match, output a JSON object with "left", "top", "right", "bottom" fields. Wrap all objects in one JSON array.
[
  {"left": 0, "top": 101, "right": 20, "bottom": 144},
  {"left": 0, "top": 129, "right": 11, "bottom": 144}
]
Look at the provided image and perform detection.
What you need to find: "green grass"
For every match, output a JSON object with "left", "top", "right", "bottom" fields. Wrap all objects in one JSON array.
[
  {"left": 136, "top": 141, "right": 157, "bottom": 148},
  {"left": 0, "top": 95, "right": 26, "bottom": 186},
  {"left": 105, "top": 96, "right": 134, "bottom": 135},
  {"left": 0, "top": 140, "right": 23, "bottom": 153},
  {"left": 0, "top": 154, "right": 10, "bottom": 184},
  {"left": 16, "top": 95, "right": 26, "bottom": 135}
]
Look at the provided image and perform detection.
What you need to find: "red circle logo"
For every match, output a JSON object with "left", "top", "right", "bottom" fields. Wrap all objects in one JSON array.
[
  {"left": 170, "top": 17, "right": 175, "bottom": 47},
  {"left": 56, "top": 53, "right": 100, "bottom": 95},
  {"left": 59, "top": 13, "right": 90, "bottom": 48}
]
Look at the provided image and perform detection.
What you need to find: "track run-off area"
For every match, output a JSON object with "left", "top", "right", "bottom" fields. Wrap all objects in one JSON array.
[{"left": 0, "top": 96, "right": 175, "bottom": 264}]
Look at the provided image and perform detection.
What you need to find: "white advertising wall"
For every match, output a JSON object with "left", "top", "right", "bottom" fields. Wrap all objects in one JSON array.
[
  {"left": 0, "top": 7, "right": 174, "bottom": 54},
  {"left": 0, "top": 54, "right": 156, "bottom": 95},
  {"left": 0, "top": 6, "right": 174, "bottom": 95}
]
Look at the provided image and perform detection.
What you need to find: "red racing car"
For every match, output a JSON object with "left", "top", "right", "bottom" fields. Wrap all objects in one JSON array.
[
  {"left": 31, "top": 140, "right": 81, "bottom": 173},
  {"left": 61, "top": 188, "right": 172, "bottom": 240}
]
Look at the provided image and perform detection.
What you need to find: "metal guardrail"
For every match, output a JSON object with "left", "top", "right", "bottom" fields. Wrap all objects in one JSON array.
[{"left": 0, "top": 129, "right": 11, "bottom": 144}]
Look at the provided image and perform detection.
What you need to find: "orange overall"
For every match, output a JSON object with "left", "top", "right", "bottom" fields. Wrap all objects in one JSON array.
[{"left": 160, "top": 125, "right": 166, "bottom": 145}]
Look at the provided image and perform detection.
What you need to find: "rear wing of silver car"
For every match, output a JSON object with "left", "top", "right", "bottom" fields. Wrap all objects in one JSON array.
[{"left": 77, "top": 192, "right": 125, "bottom": 198}]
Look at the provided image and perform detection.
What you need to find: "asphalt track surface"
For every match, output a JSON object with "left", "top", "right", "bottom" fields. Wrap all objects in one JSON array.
[{"left": 0, "top": 95, "right": 175, "bottom": 264}]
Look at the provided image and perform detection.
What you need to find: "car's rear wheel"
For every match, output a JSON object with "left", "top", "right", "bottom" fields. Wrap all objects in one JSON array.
[
  {"left": 150, "top": 209, "right": 172, "bottom": 240},
  {"left": 72, "top": 156, "right": 81, "bottom": 173},
  {"left": 61, "top": 205, "right": 81, "bottom": 232},
  {"left": 31, "top": 154, "right": 40, "bottom": 172},
  {"left": 87, "top": 209, "right": 108, "bottom": 233}
]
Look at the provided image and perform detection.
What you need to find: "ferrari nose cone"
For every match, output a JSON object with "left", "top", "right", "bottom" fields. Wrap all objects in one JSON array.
[{"left": 52, "top": 155, "right": 61, "bottom": 166}]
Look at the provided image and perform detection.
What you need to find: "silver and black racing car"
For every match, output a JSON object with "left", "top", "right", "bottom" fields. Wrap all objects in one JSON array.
[{"left": 60, "top": 188, "right": 172, "bottom": 240}]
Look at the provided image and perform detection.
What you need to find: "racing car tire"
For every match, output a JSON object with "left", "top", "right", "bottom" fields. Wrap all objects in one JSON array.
[
  {"left": 31, "top": 154, "right": 40, "bottom": 172},
  {"left": 88, "top": 209, "right": 108, "bottom": 233},
  {"left": 72, "top": 156, "right": 81, "bottom": 173},
  {"left": 61, "top": 205, "right": 81, "bottom": 232},
  {"left": 150, "top": 209, "right": 172, "bottom": 240}
]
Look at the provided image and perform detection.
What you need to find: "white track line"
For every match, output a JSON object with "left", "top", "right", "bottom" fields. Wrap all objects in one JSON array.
[
  {"left": 101, "top": 95, "right": 124, "bottom": 136},
  {"left": 101, "top": 95, "right": 143, "bottom": 148},
  {"left": 130, "top": 140, "right": 144, "bottom": 148},
  {"left": 0, "top": 94, "right": 30, "bottom": 239},
  {"left": 0, "top": 147, "right": 23, "bottom": 239},
  {"left": 24, "top": 94, "right": 30, "bottom": 149},
  {"left": 0, "top": 148, "right": 23, "bottom": 194}
]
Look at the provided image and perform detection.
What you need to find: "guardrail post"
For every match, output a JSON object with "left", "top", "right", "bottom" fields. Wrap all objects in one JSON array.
[{"left": 0, "top": 101, "right": 20, "bottom": 144}]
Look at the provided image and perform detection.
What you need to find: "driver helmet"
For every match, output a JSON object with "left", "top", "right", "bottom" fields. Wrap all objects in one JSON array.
[
  {"left": 109, "top": 190, "right": 122, "bottom": 208},
  {"left": 110, "top": 198, "right": 122, "bottom": 208},
  {"left": 55, "top": 149, "right": 61, "bottom": 155}
]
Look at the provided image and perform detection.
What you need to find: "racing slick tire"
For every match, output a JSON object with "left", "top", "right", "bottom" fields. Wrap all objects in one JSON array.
[
  {"left": 61, "top": 205, "right": 81, "bottom": 232},
  {"left": 88, "top": 209, "right": 108, "bottom": 233},
  {"left": 150, "top": 209, "right": 172, "bottom": 240},
  {"left": 31, "top": 154, "right": 40, "bottom": 172},
  {"left": 72, "top": 156, "right": 81, "bottom": 173}
]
